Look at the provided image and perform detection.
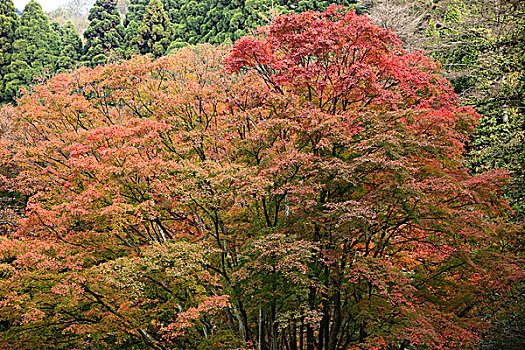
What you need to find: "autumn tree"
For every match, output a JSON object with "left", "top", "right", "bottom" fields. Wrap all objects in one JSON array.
[
  {"left": 0, "top": 5, "right": 521, "bottom": 350},
  {"left": 0, "top": 47, "right": 239, "bottom": 349},
  {"left": 83, "top": 0, "right": 124, "bottom": 67},
  {"left": 220, "top": 6, "right": 522, "bottom": 349}
]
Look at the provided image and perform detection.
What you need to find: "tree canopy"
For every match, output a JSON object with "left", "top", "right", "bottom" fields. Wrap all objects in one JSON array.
[
  {"left": 2, "top": 0, "right": 60, "bottom": 101},
  {"left": 0, "top": 0, "right": 18, "bottom": 103},
  {"left": 130, "top": 0, "right": 173, "bottom": 58},
  {"left": 55, "top": 20, "right": 84, "bottom": 71},
  {"left": 83, "top": 0, "right": 124, "bottom": 67},
  {"left": 0, "top": 6, "right": 521, "bottom": 349},
  {"left": 168, "top": 0, "right": 359, "bottom": 46}
]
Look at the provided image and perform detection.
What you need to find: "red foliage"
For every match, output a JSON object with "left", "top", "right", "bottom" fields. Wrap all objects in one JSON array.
[{"left": 0, "top": 6, "right": 521, "bottom": 350}]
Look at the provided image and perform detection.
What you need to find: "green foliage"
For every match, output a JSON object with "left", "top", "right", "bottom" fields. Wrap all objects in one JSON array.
[
  {"left": 49, "top": 21, "right": 64, "bottom": 54},
  {"left": 124, "top": 0, "right": 148, "bottom": 27},
  {"left": 0, "top": 0, "right": 18, "bottom": 103},
  {"left": 83, "top": 0, "right": 124, "bottom": 67},
  {"left": 123, "top": 0, "right": 149, "bottom": 57},
  {"left": 426, "top": 1, "right": 525, "bottom": 346},
  {"left": 168, "top": 0, "right": 359, "bottom": 45},
  {"left": 2, "top": 1, "right": 60, "bottom": 101},
  {"left": 131, "top": 0, "right": 173, "bottom": 58},
  {"left": 56, "top": 21, "right": 83, "bottom": 72},
  {"left": 479, "top": 280, "right": 525, "bottom": 350},
  {"left": 426, "top": 0, "right": 525, "bottom": 220}
]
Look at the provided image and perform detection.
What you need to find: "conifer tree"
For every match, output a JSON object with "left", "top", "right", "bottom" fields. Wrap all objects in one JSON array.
[
  {"left": 49, "top": 21, "right": 64, "bottom": 58},
  {"left": 3, "top": 1, "right": 59, "bottom": 101},
  {"left": 83, "top": 0, "right": 124, "bottom": 67},
  {"left": 49, "top": 21, "right": 63, "bottom": 37},
  {"left": 123, "top": 0, "right": 149, "bottom": 57},
  {"left": 124, "top": 0, "right": 149, "bottom": 26},
  {"left": 168, "top": 0, "right": 358, "bottom": 45},
  {"left": 56, "top": 21, "right": 83, "bottom": 71},
  {"left": 0, "top": 0, "right": 18, "bottom": 102},
  {"left": 131, "top": 0, "right": 172, "bottom": 57}
]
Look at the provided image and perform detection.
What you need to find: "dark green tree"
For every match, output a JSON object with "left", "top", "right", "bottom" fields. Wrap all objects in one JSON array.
[
  {"left": 3, "top": 1, "right": 59, "bottom": 101},
  {"left": 168, "top": 0, "right": 358, "bottom": 46},
  {"left": 49, "top": 21, "right": 65, "bottom": 57},
  {"left": 131, "top": 0, "right": 173, "bottom": 57},
  {"left": 83, "top": 0, "right": 124, "bottom": 67},
  {"left": 122, "top": 0, "right": 359, "bottom": 51},
  {"left": 56, "top": 21, "right": 83, "bottom": 71},
  {"left": 169, "top": 0, "right": 208, "bottom": 46},
  {"left": 122, "top": 0, "right": 149, "bottom": 57},
  {"left": 0, "top": 0, "right": 18, "bottom": 103}
]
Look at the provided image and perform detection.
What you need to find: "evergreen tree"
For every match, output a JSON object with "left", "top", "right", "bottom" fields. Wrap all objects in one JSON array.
[
  {"left": 3, "top": 1, "right": 59, "bottom": 101},
  {"left": 83, "top": 0, "right": 124, "bottom": 67},
  {"left": 50, "top": 21, "right": 64, "bottom": 37},
  {"left": 49, "top": 21, "right": 64, "bottom": 57},
  {"left": 131, "top": 0, "right": 172, "bottom": 57},
  {"left": 56, "top": 21, "right": 83, "bottom": 71},
  {"left": 124, "top": 0, "right": 148, "bottom": 57},
  {"left": 126, "top": 0, "right": 359, "bottom": 52},
  {"left": 168, "top": 0, "right": 358, "bottom": 46},
  {"left": 123, "top": 0, "right": 151, "bottom": 57},
  {"left": 124, "top": 0, "right": 149, "bottom": 30},
  {"left": 0, "top": 0, "right": 19, "bottom": 103},
  {"left": 170, "top": 0, "right": 208, "bottom": 45}
]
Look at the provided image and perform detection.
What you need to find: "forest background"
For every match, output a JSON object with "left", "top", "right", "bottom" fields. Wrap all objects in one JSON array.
[{"left": 0, "top": 0, "right": 523, "bottom": 349}]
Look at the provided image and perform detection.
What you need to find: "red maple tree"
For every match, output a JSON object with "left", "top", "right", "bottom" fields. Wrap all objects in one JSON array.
[{"left": 0, "top": 5, "right": 521, "bottom": 350}]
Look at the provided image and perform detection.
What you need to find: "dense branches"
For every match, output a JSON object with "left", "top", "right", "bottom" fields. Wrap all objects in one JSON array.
[{"left": 0, "top": 5, "right": 522, "bottom": 350}]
